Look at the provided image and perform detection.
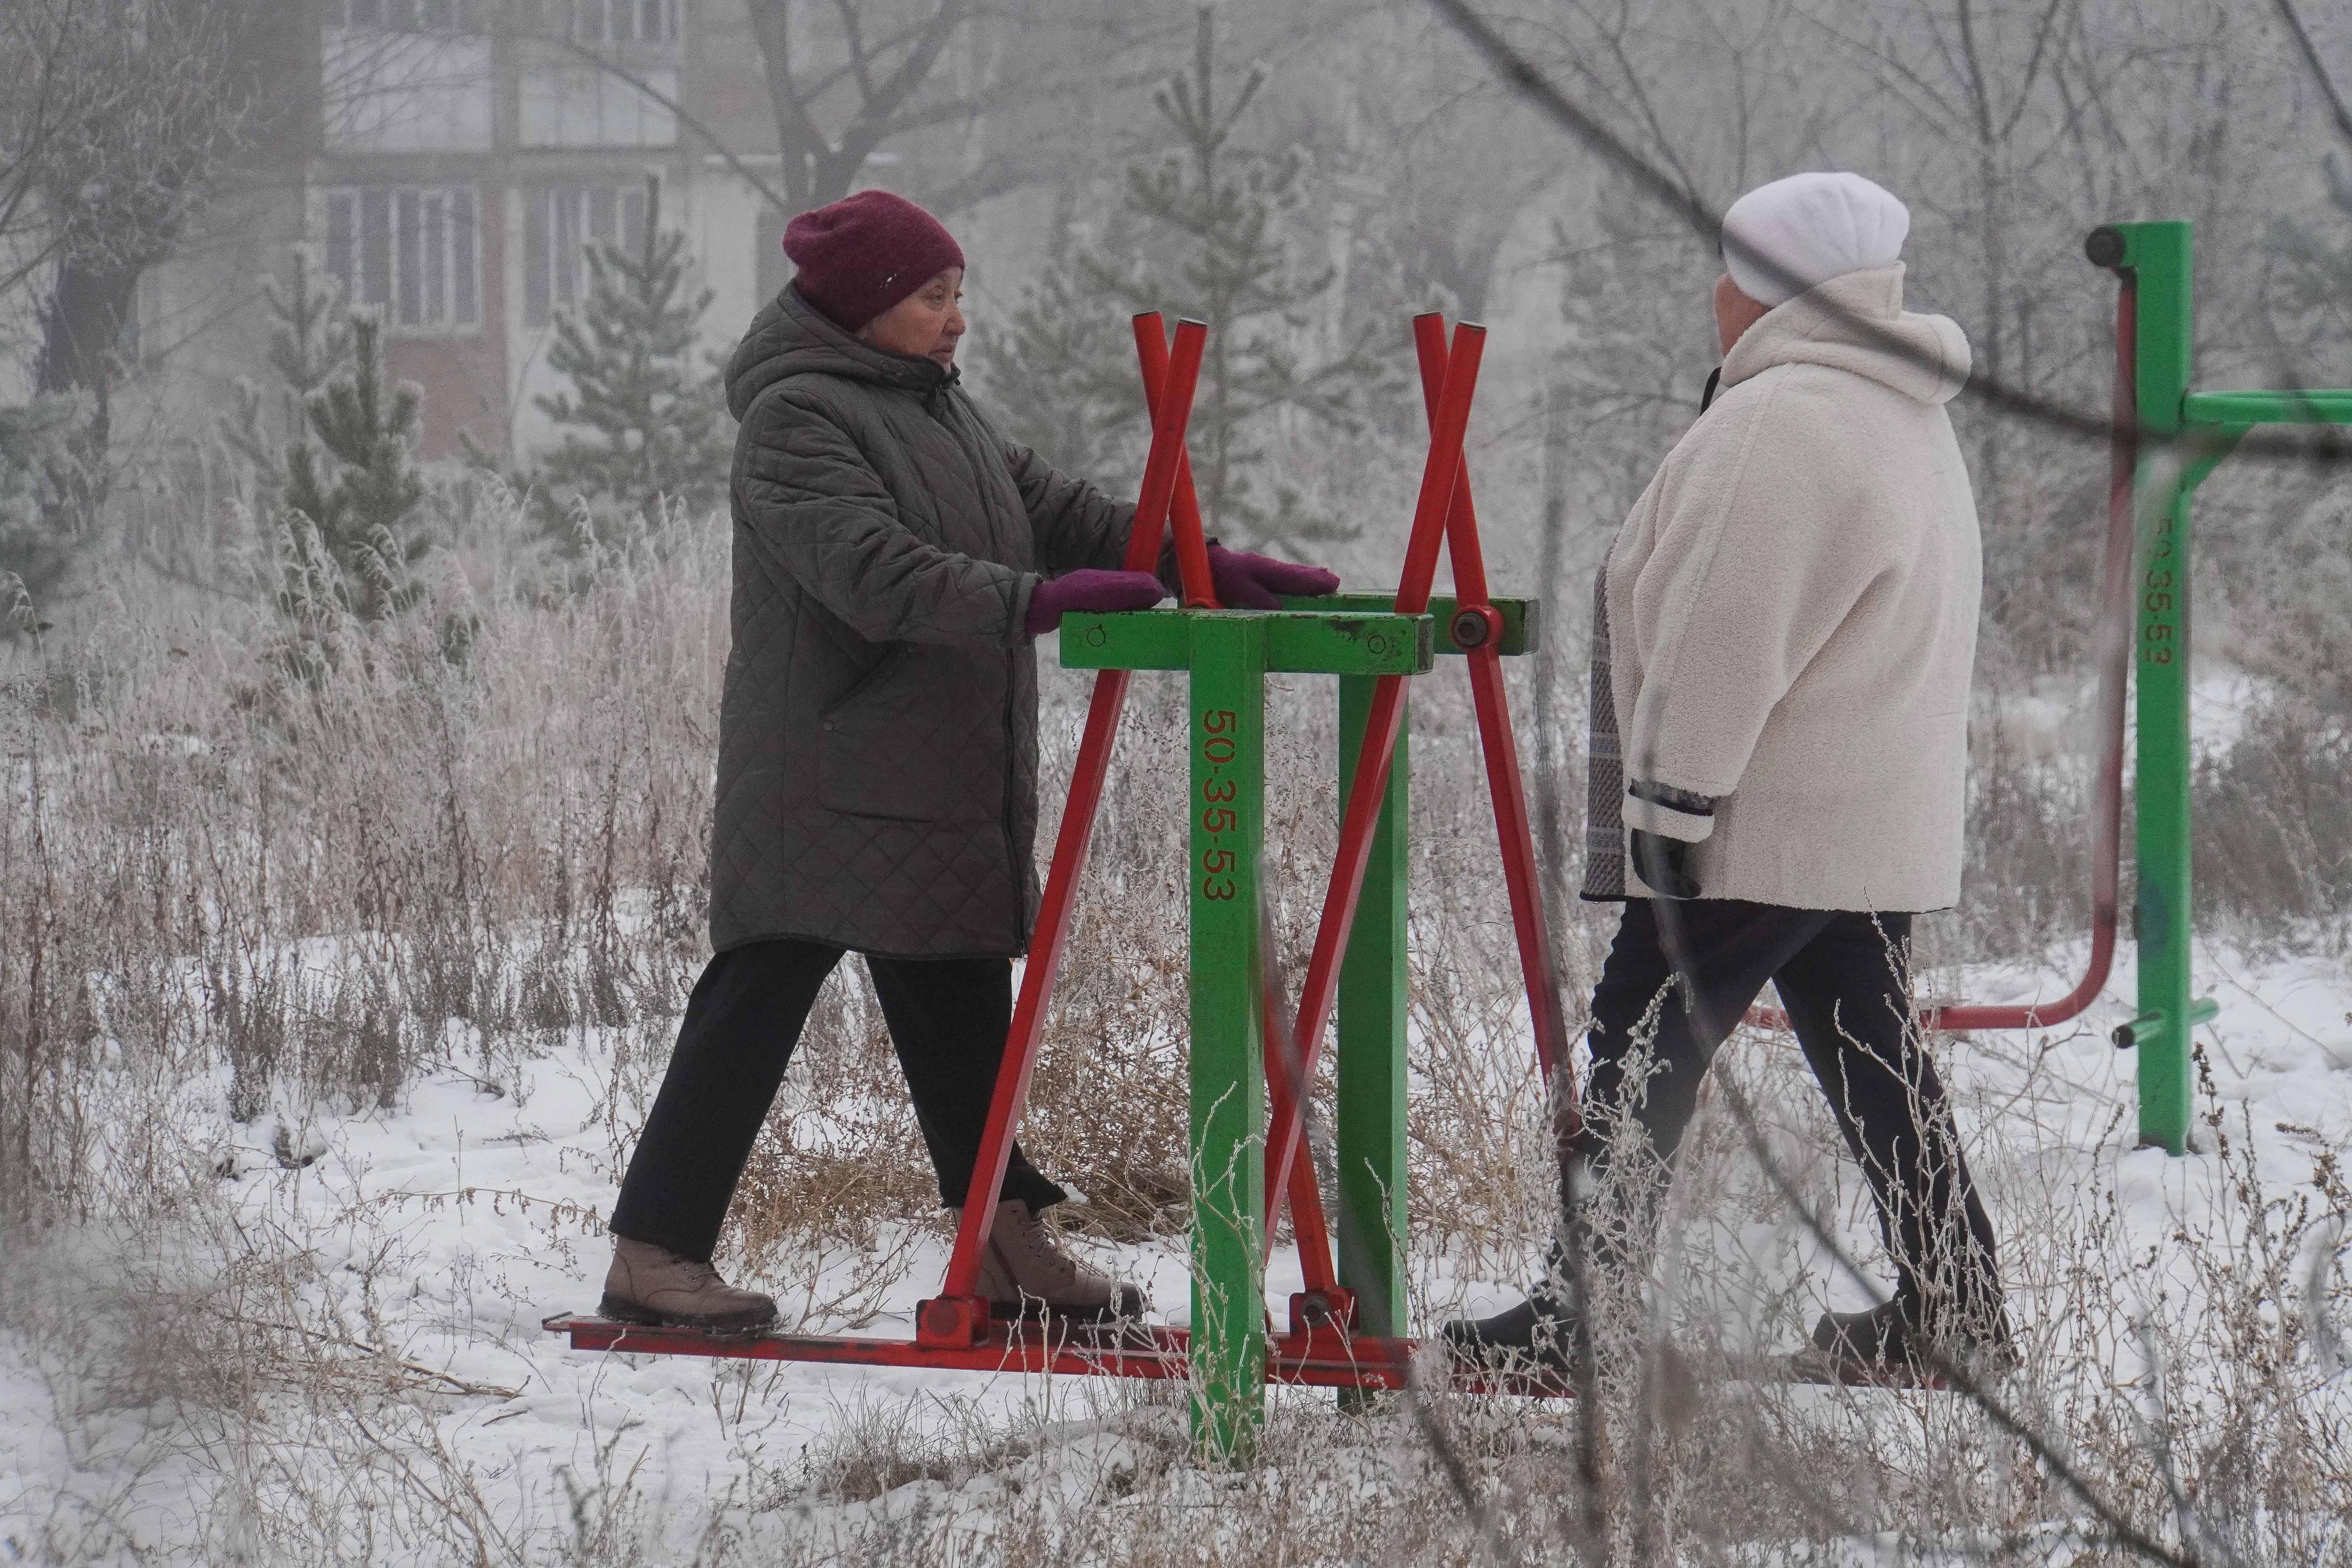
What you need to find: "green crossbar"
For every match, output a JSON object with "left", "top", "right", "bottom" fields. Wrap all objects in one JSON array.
[
  {"left": 1060, "top": 609, "right": 1434, "bottom": 677},
  {"left": 1285, "top": 594, "right": 1541, "bottom": 656},
  {"left": 2184, "top": 390, "right": 2352, "bottom": 426}
]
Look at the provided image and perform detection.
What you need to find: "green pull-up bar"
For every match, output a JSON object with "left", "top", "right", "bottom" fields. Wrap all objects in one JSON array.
[{"left": 2088, "top": 220, "right": 2352, "bottom": 1153}]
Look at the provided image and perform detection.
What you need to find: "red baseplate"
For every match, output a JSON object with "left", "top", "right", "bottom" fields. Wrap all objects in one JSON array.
[{"left": 541, "top": 1312, "right": 1576, "bottom": 1399}]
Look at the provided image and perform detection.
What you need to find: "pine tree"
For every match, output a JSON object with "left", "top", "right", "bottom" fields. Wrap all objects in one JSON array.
[
  {"left": 281, "top": 311, "right": 428, "bottom": 623},
  {"left": 223, "top": 247, "right": 353, "bottom": 501},
  {"left": 532, "top": 192, "right": 730, "bottom": 547},
  {"left": 981, "top": 207, "right": 1154, "bottom": 487},
  {"left": 981, "top": 8, "right": 1388, "bottom": 555}
]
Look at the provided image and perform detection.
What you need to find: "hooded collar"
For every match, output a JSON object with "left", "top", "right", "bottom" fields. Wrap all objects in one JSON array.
[
  {"left": 1718, "top": 263, "right": 1971, "bottom": 406},
  {"left": 724, "top": 285, "right": 957, "bottom": 421}
]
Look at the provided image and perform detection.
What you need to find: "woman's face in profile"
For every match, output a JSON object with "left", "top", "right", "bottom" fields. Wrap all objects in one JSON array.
[{"left": 859, "top": 268, "right": 966, "bottom": 368}]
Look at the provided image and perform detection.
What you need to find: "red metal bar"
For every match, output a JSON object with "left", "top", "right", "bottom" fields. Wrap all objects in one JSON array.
[
  {"left": 1259, "top": 900, "right": 1340, "bottom": 1293},
  {"left": 1412, "top": 314, "right": 1495, "bottom": 603},
  {"left": 1138, "top": 318, "right": 1347, "bottom": 1287},
  {"left": 1134, "top": 315, "right": 1221, "bottom": 613},
  {"left": 1135, "top": 318, "right": 1221, "bottom": 609},
  {"left": 934, "top": 319, "right": 1208, "bottom": 1327},
  {"left": 1749, "top": 283, "right": 2132, "bottom": 1037},
  {"left": 1411, "top": 317, "right": 1577, "bottom": 1104},
  {"left": 1137, "top": 326, "right": 1345, "bottom": 1290},
  {"left": 545, "top": 1314, "right": 1571, "bottom": 1398},
  {"left": 1262, "top": 322, "right": 1486, "bottom": 1249}
]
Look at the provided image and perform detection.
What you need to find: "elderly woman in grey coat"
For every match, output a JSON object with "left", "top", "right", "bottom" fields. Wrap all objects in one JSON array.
[{"left": 601, "top": 191, "right": 1336, "bottom": 1331}]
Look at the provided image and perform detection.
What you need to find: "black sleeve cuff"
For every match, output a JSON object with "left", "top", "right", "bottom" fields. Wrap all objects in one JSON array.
[{"left": 1623, "top": 778, "right": 1718, "bottom": 844}]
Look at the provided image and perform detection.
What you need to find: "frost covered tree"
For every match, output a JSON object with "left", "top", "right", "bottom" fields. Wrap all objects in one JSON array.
[
  {"left": 281, "top": 312, "right": 428, "bottom": 625},
  {"left": 3, "top": 0, "right": 263, "bottom": 529},
  {"left": 222, "top": 247, "right": 354, "bottom": 502},
  {"left": 983, "top": 8, "right": 1388, "bottom": 556},
  {"left": 729, "top": 0, "right": 1150, "bottom": 216},
  {"left": 981, "top": 210, "right": 1157, "bottom": 488},
  {"left": 532, "top": 205, "right": 730, "bottom": 542},
  {"left": 0, "top": 397, "right": 86, "bottom": 637},
  {"left": 2267, "top": 155, "right": 2352, "bottom": 361}
]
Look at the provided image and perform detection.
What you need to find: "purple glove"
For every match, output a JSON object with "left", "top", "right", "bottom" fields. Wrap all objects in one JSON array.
[
  {"left": 1200, "top": 543, "right": 1342, "bottom": 610},
  {"left": 1024, "top": 568, "right": 1167, "bottom": 637}
]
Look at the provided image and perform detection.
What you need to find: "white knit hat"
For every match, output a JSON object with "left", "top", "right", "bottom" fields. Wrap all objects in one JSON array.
[{"left": 1720, "top": 172, "right": 1910, "bottom": 308}]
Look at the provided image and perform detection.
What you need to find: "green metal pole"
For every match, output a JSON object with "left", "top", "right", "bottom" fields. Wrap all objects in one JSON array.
[
  {"left": 2110, "top": 220, "right": 2210, "bottom": 1154},
  {"left": 1335, "top": 675, "right": 1409, "bottom": 1343},
  {"left": 1187, "top": 614, "right": 1267, "bottom": 1459}
]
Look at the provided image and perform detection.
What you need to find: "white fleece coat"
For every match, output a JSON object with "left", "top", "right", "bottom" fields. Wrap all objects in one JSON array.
[{"left": 1606, "top": 263, "right": 1982, "bottom": 912}]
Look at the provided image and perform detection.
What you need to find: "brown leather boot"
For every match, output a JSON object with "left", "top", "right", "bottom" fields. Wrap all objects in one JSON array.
[
  {"left": 599, "top": 1237, "right": 777, "bottom": 1334},
  {"left": 957, "top": 1200, "right": 1146, "bottom": 1321}
]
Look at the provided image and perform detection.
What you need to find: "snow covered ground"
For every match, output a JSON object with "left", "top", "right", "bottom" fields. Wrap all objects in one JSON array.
[{"left": 1, "top": 936, "right": 2346, "bottom": 1562}]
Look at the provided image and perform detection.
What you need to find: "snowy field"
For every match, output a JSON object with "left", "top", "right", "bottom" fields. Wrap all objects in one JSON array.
[{"left": 2, "top": 934, "right": 2344, "bottom": 1564}]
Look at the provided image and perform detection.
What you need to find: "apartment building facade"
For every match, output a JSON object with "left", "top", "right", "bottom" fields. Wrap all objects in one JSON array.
[{"left": 143, "top": 0, "right": 793, "bottom": 462}]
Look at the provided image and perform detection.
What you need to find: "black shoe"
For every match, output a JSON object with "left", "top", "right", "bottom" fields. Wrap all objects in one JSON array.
[
  {"left": 1440, "top": 1293, "right": 1581, "bottom": 1377},
  {"left": 1794, "top": 1297, "right": 2015, "bottom": 1387}
]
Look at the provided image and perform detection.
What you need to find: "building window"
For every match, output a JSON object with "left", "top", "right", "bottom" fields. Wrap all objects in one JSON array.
[
  {"left": 568, "top": 0, "right": 680, "bottom": 44},
  {"left": 523, "top": 181, "right": 652, "bottom": 327},
  {"left": 323, "top": 185, "right": 480, "bottom": 332},
  {"left": 327, "top": 0, "right": 486, "bottom": 33}
]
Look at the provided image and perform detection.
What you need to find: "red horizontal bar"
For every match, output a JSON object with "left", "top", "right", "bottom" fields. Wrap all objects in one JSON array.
[{"left": 542, "top": 1314, "right": 1571, "bottom": 1399}]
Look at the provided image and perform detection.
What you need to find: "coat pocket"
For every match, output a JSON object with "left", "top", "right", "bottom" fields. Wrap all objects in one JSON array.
[{"left": 816, "top": 647, "right": 984, "bottom": 823}]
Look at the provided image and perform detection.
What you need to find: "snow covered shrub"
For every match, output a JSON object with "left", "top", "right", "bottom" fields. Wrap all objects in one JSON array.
[
  {"left": 2195, "top": 542, "right": 2352, "bottom": 938},
  {"left": 1955, "top": 704, "right": 2094, "bottom": 965},
  {"left": 0, "top": 484, "right": 723, "bottom": 1219},
  {"left": 2195, "top": 703, "right": 2352, "bottom": 937}
]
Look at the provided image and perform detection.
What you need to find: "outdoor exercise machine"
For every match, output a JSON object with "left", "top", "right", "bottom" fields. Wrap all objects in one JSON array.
[
  {"left": 2082, "top": 219, "right": 2352, "bottom": 1153},
  {"left": 1743, "top": 219, "right": 2352, "bottom": 1157},
  {"left": 547, "top": 217, "right": 2346, "bottom": 1450},
  {"left": 549, "top": 308, "right": 1575, "bottom": 1458}
]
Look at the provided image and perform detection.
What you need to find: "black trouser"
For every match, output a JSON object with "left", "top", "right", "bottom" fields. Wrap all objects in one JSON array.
[
  {"left": 1574, "top": 900, "right": 2000, "bottom": 1315},
  {"left": 610, "top": 938, "right": 1065, "bottom": 1264}
]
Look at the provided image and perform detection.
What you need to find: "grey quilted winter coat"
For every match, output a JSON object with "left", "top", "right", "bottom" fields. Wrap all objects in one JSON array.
[{"left": 710, "top": 287, "right": 1134, "bottom": 958}]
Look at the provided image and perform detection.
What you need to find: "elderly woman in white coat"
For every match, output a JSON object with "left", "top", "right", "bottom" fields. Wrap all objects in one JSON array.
[{"left": 1448, "top": 173, "right": 2008, "bottom": 1383}]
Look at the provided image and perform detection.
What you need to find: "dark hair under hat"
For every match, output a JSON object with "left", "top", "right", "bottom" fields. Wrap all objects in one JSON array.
[{"left": 781, "top": 190, "right": 966, "bottom": 333}]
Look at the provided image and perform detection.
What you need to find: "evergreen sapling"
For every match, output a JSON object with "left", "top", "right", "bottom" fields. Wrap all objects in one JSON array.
[
  {"left": 983, "top": 8, "right": 1388, "bottom": 556},
  {"left": 280, "top": 310, "right": 428, "bottom": 625},
  {"left": 223, "top": 247, "right": 352, "bottom": 502},
  {"left": 532, "top": 190, "right": 729, "bottom": 552}
]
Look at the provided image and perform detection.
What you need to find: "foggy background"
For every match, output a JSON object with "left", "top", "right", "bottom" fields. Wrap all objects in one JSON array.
[
  {"left": 3, "top": 2, "right": 2352, "bottom": 1562},
  {"left": 8, "top": 0, "right": 2351, "bottom": 673}
]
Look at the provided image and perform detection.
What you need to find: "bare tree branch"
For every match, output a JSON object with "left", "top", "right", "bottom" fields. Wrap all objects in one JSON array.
[
  {"left": 550, "top": 36, "right": 792, "bottom": 215},
  {"left": 2272, "top": 0, "right": 2352, "bottom": 148},
  {"left": 739, "top": 0, "right": 1144, "bottom": 217},
  {"left": 1420, "top": 0, "right": 2352, "bottom": 466}
]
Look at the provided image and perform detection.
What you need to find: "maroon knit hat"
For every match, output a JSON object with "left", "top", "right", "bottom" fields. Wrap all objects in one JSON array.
[{"left": 781, "top": 190, "right": 966, "bottom": 332}]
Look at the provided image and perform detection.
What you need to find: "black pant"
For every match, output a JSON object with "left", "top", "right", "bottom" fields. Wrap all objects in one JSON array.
[
  {"left": 610, "top": 938, "right": 1065, "bottom": 1264},
  {"left": 1576, "top": 900, "right": 2000, "bottom": 1314}
]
